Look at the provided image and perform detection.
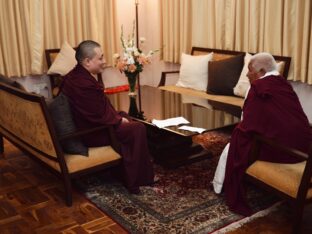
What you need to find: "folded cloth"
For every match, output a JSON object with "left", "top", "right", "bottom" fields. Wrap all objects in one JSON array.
[{"left": 212, "top": 143, "right": 230, "bottom": 194}]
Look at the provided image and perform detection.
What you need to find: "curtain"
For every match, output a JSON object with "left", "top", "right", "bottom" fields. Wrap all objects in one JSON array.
[
  {"left": 0, "top": 0, "right": 32, "bottom": 76},
  {"left": 0, "top": 0, "right": 117, "bottom": 77},
  {"left": 161, "top": 0, "right": 192, "bottom": 63},
  {"left": 162, "top": 0, "right": 312, "bottom": 84}
]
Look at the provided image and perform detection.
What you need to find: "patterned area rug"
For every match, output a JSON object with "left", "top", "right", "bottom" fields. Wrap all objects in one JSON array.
[{"left": 74, "top": 130, "right": 279, "bottom": 233}]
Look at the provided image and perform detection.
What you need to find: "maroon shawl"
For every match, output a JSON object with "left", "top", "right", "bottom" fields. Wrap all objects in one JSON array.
[
  {"left": 60, "top": 64, "right": 154, "bottom": 191},
  {"left": 224, "top": 75, "right": 311, "bottom": 216},
  {"left": 60, "top": 64, "right": 122, "bottom": 146}
]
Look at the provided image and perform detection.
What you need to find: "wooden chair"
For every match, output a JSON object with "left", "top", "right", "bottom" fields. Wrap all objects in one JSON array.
[
  {"left": 246, "top": 133, "right": 312, "bottom": 233},
  {"left": 0, "top": 81, "right": 121, "bottom": 206},
  {"left": 45, "top": 48, "right": 104, "bottom": 97}
]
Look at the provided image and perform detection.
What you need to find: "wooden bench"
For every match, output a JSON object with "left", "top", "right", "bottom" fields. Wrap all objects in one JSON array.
[
  {"left": 159, "top": 47, "right": 291, "bottom": 118},
  {"left": 0, "top": 81, "right": 121, "bottom": 206}
]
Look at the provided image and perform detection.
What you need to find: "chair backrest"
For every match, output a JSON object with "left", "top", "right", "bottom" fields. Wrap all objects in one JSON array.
[
  {"left": 0, "top": 82, "right": 62, "bottom": 161},
  {"left": 191, "top": 47, "right": 244, "bottom": 60},
  {"left": 45, "top": 48, "right": 63, "bottom": 68},
  {"left": 0, "top": 74, "right": 26, "bottom": 91},
  {"left": 191, "top": 47, "right": 291, "bottom": 79}
]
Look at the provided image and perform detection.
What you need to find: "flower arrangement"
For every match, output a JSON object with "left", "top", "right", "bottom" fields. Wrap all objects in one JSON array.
[{"left": 113, "top": 22, "right": 158, "bottom": 93}]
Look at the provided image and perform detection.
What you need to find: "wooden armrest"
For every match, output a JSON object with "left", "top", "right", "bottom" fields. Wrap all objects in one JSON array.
[
  {"left": 158, "top": 71, "right": 180, "bottom": 87},
  {"left": 59, "top": 125, "right": 121, "bottom": 153},
  {"left": 249, "top": 134, "right": 310, "bottom": 164}
]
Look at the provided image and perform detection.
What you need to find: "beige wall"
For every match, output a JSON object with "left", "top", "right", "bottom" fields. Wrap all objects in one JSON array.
[{"left": 104, "top": 0, "right": 179, "bottom": 88}]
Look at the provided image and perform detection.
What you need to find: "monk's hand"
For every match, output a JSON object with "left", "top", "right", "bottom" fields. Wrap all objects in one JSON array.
[{"left": 121, "top": 117, "right": 129, "bottom": 123}]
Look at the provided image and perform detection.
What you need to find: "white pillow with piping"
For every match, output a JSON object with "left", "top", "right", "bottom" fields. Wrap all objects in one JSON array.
[
  {"left": 233, "top": 53, "right": 252, "bottom": 98},
  {"left": 176, "top": 52, "right": 213, "bottom": 91}
]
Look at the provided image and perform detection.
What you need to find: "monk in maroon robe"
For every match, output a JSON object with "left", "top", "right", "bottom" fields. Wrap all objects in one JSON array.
[
  {"left": 60, "top": 40, "right": 155, "bottom": 194},
  {"left": 224, "top": 53, "right": 311, "bottom": 216}
]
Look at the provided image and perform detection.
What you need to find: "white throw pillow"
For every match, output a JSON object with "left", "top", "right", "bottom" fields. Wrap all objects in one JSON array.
[
  {"left": 233, "top": 53, "right": 252, "bottom": 98},
  {"left": 47, "top": 41, "right": 77, "bottom": 76},
  {"left": 176, "top": 52, "right": 213, "bottom": 91}
]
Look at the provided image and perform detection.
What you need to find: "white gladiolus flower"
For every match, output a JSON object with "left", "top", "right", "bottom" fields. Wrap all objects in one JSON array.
[
  {"left": 114, "top": 24, "right": 158, "bottom": 75},
  {"left": 126, "top": 47, "right": 134, "bottom": 52},
  {"left": 134, "top": 50, "right": 140, "bottom": 56},
  {"left": 113, "top": 53, "right": 120, "bottom": 59},
  {"left": 127, "top": 57, "right": 135, "bottom": 64}
]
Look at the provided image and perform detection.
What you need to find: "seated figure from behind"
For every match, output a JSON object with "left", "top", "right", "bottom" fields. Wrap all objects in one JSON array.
[
  {"left": 60, "top": 40, "right": 155, "bottom": 194},
  {"left": 212, "top": 52, "right": 311, "bottom": 216}
]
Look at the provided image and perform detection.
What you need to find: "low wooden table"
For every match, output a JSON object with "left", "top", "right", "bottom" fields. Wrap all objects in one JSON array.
[{"left": 107, "top": 85, "right": 240, "bottom": 168}]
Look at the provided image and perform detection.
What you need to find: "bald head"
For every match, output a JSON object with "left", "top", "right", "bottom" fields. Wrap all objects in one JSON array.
[
  {"left": 75, "top": 40, "right": 101, "bottom": 64},
  {"left": 75, "top": 40, "right": 106, "bottom": 74}
]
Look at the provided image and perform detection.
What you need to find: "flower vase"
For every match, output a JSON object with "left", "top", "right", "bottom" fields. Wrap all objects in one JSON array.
[
  {"left": 126, "top": 72, "right": 138, "bottom": 97},
  {"left": 126, "top": 72, "right": 140, "bottom": 118},
  {"left": 128, "top": 95, "right": 140, "bottom": 118}
]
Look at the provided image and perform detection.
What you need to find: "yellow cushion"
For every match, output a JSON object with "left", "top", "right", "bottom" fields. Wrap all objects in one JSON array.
[
  {"left": 246, "top": 160, "right": 312, "bottom": 199},
  {"left": 47, "top": 41, "right": 77, "bottom": 76},
  {"left": 65, "top": 146, "right": 121, "bottom": 173},
  {"left": 212, "top": 53, "right": 235, "bottom": 61},
  {"left": 192, "top": 51, "right": 235, "bottom": 61},
  {"left": 40, "top": 146, "right": 121, "bottom": 173},
  {"left": 159, "top": 85, "right": 244, "bottom": 108},
  {"left": 0, "top": 129, "right": 120, "bottom": 174}
]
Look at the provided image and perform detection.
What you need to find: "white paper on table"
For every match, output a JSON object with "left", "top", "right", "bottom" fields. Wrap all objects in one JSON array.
[
  {"left": 152, "top": 116, "right": 190, "bottom": 128},
  {"left": 178, "top": 125, "right": 206, "bottom": 134}
]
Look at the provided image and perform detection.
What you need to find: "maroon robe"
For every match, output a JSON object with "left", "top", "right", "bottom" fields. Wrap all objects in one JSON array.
[
  {"left": 224, "top": 75, "right": 311, "bottom": 216},
  {"left": 61, "top": 64, "right": 154, "bottom": 192}
]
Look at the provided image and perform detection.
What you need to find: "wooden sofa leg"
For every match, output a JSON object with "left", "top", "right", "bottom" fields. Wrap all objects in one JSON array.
[
  {"left": 0, "top": 135, "right": 4, "bottom": 155},
  {"left": 63, "top": 176, "right": 73, "bottom": 206}
]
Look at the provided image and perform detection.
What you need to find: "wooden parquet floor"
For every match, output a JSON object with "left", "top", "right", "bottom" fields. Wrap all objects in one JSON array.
[
  {"left": 0, "top": 139, "right": 127, "bottom": 234},
  {"left": 1, "top": 139, "right": 312, "bottom": 234}
]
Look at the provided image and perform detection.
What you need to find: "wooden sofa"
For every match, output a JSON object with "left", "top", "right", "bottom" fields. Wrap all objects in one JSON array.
[
  {"left": 159, "top": 47, "right": 291, "bottom": 118},
  {"left": 0, "top": 81, "right": 121, "bottom": 206}
]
